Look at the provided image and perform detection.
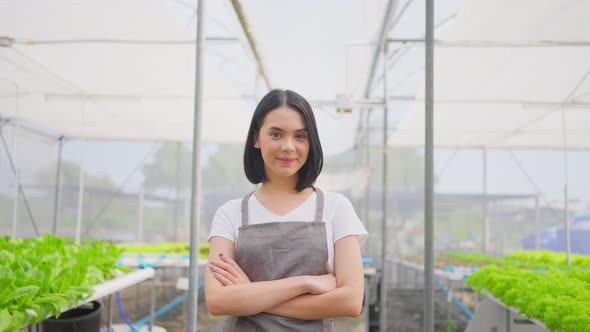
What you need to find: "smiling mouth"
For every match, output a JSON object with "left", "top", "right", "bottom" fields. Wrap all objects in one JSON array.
[{"left": 277, "top": 158, "right": 296, "bottom": 164}]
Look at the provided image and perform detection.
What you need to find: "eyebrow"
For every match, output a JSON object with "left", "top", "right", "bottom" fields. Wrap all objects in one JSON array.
[{"left": 268, "top": 126, "right": 307, "bottom": 132}]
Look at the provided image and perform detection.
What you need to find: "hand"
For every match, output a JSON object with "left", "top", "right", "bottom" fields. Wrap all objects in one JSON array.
[
  {"left": 305, "top": 274, "right": 337, "bottom": 295},
  {"left": 209, "top": 253, "right": 251, "bottom": 286}
]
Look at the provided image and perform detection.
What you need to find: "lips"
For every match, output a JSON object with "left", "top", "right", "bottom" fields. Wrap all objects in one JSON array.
[{"left": 277, "top": 157, "right": 296, "bottom": 165}]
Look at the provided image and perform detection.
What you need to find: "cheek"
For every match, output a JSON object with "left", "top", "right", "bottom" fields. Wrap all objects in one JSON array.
[
  {"left": 260, "top": 139, "right": 280, "bottom": 153},
  {"left": 298, "top": 142, "right": 310, "bottom": 155}
]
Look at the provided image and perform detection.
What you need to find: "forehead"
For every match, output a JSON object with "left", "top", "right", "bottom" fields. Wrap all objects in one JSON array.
[{"left": 261, "top": 106, "right": 306, "bottom": 129}]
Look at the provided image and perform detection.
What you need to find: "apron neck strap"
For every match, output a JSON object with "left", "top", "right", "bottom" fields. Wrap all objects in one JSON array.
[{"left": 241, "top": 186, "right": 325, "bottom": 226}]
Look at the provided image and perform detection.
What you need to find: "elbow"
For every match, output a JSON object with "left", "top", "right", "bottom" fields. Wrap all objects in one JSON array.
[
  {"left": 343, "top": 292, "right": 363, "bottom": 318},
  {"left": 206, "top": 293, "right": 230, "bottom": 316},
  {"left": 347, "top": 300, "right": 363, "bottom": 318},
  {"left": 206, "top": 297, "right": 223, "bottom": 316}
]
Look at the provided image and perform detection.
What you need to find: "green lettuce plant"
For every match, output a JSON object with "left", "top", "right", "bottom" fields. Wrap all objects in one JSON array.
[
  {"left": 0, "top": 235, "right": 124, "bottom": 332},
  {"left": 467, "top": 265, "right": 590, "bottom": 332}
]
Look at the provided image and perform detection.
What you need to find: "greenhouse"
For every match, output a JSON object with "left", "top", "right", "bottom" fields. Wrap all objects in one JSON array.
[{"left": 1, "top": 0, "right": 589, "bottom": 331}]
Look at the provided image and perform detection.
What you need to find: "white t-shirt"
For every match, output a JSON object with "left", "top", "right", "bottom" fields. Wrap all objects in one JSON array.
[{"left": 208, "top": 190, "right": 368, "bottom": 274}]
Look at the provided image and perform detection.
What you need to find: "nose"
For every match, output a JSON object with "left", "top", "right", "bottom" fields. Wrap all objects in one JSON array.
[{"left": 281, "top": 137, "right": 295, "bottom": 152}]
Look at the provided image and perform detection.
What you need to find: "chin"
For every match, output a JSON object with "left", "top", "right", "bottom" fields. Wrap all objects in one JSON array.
[{"left": 272, "top": 167, "right": 300, "bottom": 178}]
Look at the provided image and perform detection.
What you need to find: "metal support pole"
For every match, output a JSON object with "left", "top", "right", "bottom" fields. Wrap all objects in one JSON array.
[
  {"left": 11, "top": 129, "right": 18, "bottom": 238},
  {"left": 52, "top": 136, "right": 64, "bottom": 235},
  {"left": 150, "top": 275, "right": 157, "bottom": 331},
  {"left": 482, "top": 148, "right": 488, "bottom": 254},
  {"left": 137, "top": 187, "right": 145, "bottom": 243},
  {"left": 535, "top": 196, "right": 540, "bottom": 250},
  {"left": 12, "top": 169, "right": 19, "bottom": 238},
  {"left": 561, "top": 108, "right": 571, "bottom": 265},
  {"left": 187, "top": 0, "right": 206, "bottom": 331},
  {"left": 108, "top": 294, "right": 114, "bottom": 332},
  {"left": 363, "top": 0, "right": 399, "bottom": 97},
  {"left": 0, "top": 126, "right": 40, "bottom": 236},
  {"left": 424, "top": 0, "right": 435, "bottom": 330},
  {"left": 363, "top": 109, "right": 371, "bottom": 234},
  {"left": 564, "top": 183, "right": 570, "bottom": 265},
  {"left": 173, "top": 142, "right": 182, "bottom": 241},
  {"left": 75, "top": 165, "right": 85, "bottom": 245},
  {"left": 379, "top": 41, "right": 389, "bottom": 332},
  {"left": 184, "top": 196, "right": 191, "bottom": 242}
]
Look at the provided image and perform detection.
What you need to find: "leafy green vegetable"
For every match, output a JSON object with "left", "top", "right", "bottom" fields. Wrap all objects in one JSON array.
[
  {"left": 447, "top": 250, "right": 590, "bottom": 271},
  {"left": 120, "top": 241, "right": 210, "bottom": 259},
  {"left": 0, "top": 235, "right": 124, "bottom": 332},
  {"left": 467, "top": 265, "right": 590, "bottom": 332}
]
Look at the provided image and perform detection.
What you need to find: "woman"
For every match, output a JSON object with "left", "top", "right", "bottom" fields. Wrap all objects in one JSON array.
[{"left": 205, "top": 89, "right": 368, "bottom": 331}]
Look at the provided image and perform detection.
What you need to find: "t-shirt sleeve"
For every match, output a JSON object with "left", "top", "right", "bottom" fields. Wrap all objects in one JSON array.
[
  {"left": 332, "top": 194, "right": 369, "bottom": 247},
  {"left": 208, "top": 203, "right": 237, "bottom": 243}
]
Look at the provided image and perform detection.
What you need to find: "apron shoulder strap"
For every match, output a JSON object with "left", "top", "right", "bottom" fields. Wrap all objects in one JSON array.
[
  {"left": 313, "top": 186, "right": 324, "bottom": 223},
  {"left": 241, "top": 191, "right": 255, "bottom": 227}
]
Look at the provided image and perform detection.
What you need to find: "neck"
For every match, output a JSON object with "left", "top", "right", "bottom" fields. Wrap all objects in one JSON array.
[
  {"left": 258, "top": 181, "right": 313, "bottom": 198},
  {"left": 259, "top": 177, "right": 298, "bottom": 194}
]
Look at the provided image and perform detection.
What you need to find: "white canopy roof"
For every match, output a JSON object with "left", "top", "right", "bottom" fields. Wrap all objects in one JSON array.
[
  {"left": 0, "top": 0, "right": 387, "bottom": 156},
  {"left": 388, "top": 0, "right": 590, "bottom": 149},
  {"left": 3, "top": 0, "right": 587, "bottom": 151},
  {"left": 0, "top": 0, "right": 257, "bottom": 143}
]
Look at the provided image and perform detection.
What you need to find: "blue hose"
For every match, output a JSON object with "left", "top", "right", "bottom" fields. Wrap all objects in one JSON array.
[
  {"left": 133, "top": 292, "right": 188, "bottom": 329},
  {"left": 116, "top": 291, "right": 139, "bottom": 332},
  {"left": 434, "top": 279, "right": 473, "bottom": 319},
  {"left": 111, "top": 279, "right": 204, "bottom": 332},
  {"left": 133, "top": 279, "right": 204, "bottom": 329}
]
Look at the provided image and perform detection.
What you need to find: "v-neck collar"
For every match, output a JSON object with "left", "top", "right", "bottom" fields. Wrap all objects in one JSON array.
[{"left": 250, "top": 191, "right": 317, "bottom": 219}]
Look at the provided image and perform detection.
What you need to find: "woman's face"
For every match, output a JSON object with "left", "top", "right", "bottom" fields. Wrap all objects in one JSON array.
[{"left": 254, "top": 105, "right": 310, "bottom": 181}]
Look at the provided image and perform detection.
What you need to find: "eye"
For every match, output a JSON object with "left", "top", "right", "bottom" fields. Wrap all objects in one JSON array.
[
  {"left": 296, "top": 133, "right": 308, "bottom": 140},
  {"left": 270, "top": 132, "right": 281, "bottom": 138}
]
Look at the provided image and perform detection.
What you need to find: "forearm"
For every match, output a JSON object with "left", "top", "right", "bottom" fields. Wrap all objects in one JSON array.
[
  {"left": 266, "top": 285, "right": 363, "bottom": 320},
  {"left": 206, "top": 275, "right": 308, "bottom": 316}
]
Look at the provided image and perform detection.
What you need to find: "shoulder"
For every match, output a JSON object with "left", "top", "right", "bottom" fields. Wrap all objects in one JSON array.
[
  {"left": 217, "top": 197, "right": 243, "bottom": 212},
  {"left": 214, "top": 198, "right": 243, "bottom": 221},
  {"left": 316, "top": 189, "right": 356, "bottom": 220},
  {"left": 319, "top": 189, "right": 348, "bottom": 207}
]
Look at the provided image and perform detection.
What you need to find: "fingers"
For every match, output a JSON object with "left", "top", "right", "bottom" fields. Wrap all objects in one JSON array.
[
  {"left": 219, "top": 253, "right": 245, "bottom": 274},
  {"left": 209, "top": 264, "right": 237, "bottom": 284},
  {"left": 209, "top": 260, "right": 239, "bottom": 278},
  {"left": 212, "top": 272, "right": 232, "bottom": 286}
]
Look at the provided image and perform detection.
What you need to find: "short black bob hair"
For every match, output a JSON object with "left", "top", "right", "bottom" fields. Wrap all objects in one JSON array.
[{"left": 244, "top": 89, "right": 323, "bottom": 192}]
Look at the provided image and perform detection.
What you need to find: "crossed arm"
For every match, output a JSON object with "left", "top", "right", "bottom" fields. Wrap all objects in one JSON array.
[{"left": 204, "top": 235, "right": 364, "bottom": 319}]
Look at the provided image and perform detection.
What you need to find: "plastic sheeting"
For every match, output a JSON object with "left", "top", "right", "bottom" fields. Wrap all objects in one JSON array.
[
  {"left": 0, "top": 0, "right": 256, "bottom": 143},
  {"left": 388, "top": 0, "right": 590, "bottom": 149}
]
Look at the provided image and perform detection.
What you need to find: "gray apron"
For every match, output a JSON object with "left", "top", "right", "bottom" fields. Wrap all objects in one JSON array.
[{"left": 222, "top": 187, "right": 335, "bottom": 331}]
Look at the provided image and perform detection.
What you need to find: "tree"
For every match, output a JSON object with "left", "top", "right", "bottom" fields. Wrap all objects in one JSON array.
[
  {"left": 142, "top": 143, "right": 192, "bottom": 195},
  {"left": 34, "top": 160, "right": 116, "bottom": 193}
]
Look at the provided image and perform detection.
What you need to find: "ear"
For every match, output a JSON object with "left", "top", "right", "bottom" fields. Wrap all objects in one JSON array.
[{"left": 253, "top": 131, "right": 260, "bottom": 149}]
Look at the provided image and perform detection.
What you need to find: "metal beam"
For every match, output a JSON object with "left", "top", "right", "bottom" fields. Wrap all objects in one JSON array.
[
  {"left": 387, "top": 39, "right": 590, "bottom": 47},
  {"left": 363, "top": 0, "right": 400, "bottom": 97},
  {"left": 379, "top": 41, "right": 389, "bottom": 332},
  {"left": 229, "top": 0, "right": 272, "bottom": 90},
  {"left": 187, "top": 0, "right": 206, "bottom": 330},
  {"left": 424, "top": 0, "right": 435, "bottom": 331},
  {"left": 0, "top": 125, "right": 40, "bottom": 236},
  {"left": 15, "top": 37, "right": 239, "bottom": 45},
  {"left": 52, "top": 136, "right": 64, "bottom": 235},
  {"left": 482, "top": 148, "right": 489, "bottom": 254}
]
